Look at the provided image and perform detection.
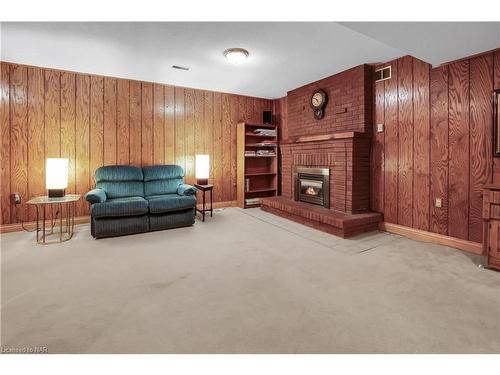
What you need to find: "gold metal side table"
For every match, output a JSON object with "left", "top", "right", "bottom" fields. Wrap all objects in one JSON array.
[{"left": 26, "top": 194, "right": 81, "bottom": 244}]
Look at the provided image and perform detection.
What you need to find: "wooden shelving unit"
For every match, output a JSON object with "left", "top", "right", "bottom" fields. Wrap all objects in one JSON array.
[{"left": 237, "top": 122, "right": 278, "bottom": 208}]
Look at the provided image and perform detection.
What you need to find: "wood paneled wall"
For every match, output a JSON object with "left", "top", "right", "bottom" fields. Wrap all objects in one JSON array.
[
  {"left": 372, "top": 51, "right": 500, "bottom": 243},
  {"left": 0, "top": 62, "right": 272, "bottom": 225}
]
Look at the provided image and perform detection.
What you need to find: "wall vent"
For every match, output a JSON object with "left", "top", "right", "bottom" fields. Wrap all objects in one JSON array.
[
  {"left": 172, "top": 65, "right": 190, "bottom": 71},
  {"left": 374, "top": 66, "right": 391, "bottom": 82}
]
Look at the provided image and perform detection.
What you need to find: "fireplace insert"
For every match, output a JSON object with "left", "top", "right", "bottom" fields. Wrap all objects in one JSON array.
[{"left": 293, "top": 166, "right": 330, "bottom": 208}]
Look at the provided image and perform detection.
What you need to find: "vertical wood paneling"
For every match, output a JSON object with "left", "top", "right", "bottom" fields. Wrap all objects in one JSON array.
[
  {"left": 0, "top": 63, "right": 10, "bottom": 224},
  {"left": 193, "top": 89, "right": 204, "bottom": 162},
  {"left": 448, "top": 60, "right": 470, "bottom": 240},
  {"left": 89, "top": 76, "right": 104, "bottom": 185},
  {"left": 493, "top": 52, "right": 500, "bottom": 183},
  {"left": 371, "top": 69, "right": 385, "bottom": 213},
  {"left": 153, "top": 83, "right": 164, "bottom": 165},
  {"left": 412, "top": 59, "right": 430, "bottom": 232},
  {"left": 430, "top": 65, "right": 449, "bottom": 235},
  {"left": 10, "top": 65, "right": 28, "bottom": 223},
  {"left": 384, "top": 60, "right": 398, "bottom": 223},
  {"left": 221, "top": 94, "right": 231, "bottom": 202},
  {"left": 103, "top": 77, "right": 117, "bottom": 166},
  {"left": 60, "top": 72, "right": 76, "bottom": 195},
  {"left": 0, "top": 62, "right": 274, "bottom": 224},
  {"left": 213, "top": 92, "right": 223, "bottom": 202},
  {"left": 75, "top": 74, "right": 90, "bottom": 216},
  {"left": 116, "top": 79, "right": 130, "bottom": 165},
  {"left": 129, "top": 81, "right": 142, "bottom": 166},
  {"left": 174, "top": 86, "right": 185, "bottom": 172},
  {"left": 184, "top": 89, "right": 195, "bottom": 183},
  {"left": 204, "top": 91, "right": 214, "bottom": 180},
  {"left": 397, "top": 56, "right": 413, "bottom": 227},
  {"left": 27, "top": 67, "right": 45, "bottom": 221},
  {"left": 230, "top": 95, "right": 239, "bottom": 201},
  {"left": 141, "top": 82, "right": 153, "bottom": 166},
  {"left": 44, "top": 69, "right": 60, "bottom": 159},
  {"left": 469, "top": 55, "right": 493, "bottom": 242},
  {"left": 495, "top": 51, "right": 500, "bottom": 89},
  {"left": 164, "top": 85, "right": 175, "bottom": 164}
]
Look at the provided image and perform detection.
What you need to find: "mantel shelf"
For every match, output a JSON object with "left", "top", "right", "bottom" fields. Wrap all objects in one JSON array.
[{"left": 282, "top": 131, "right": 367, "bottom": 144}]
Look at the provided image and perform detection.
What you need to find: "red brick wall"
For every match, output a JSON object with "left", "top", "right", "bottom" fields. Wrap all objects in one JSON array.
[
  {"left": 273, "top": 64, "right": 373, "bottom": 214},
  {"left": 283, "top": 64, "right": 373, "bottom": 141}
]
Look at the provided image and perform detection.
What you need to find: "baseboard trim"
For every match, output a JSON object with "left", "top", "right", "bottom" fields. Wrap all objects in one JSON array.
[
  {"left": 196, "top": 200, "right": 236, "bottom": 210},
  {"left": 0, "top": 200, "right": 237, "bottom": 234},
  {"left": 0, "top": 216, "right": 91, "bottom": 234},
  {"left": 379, "top": 222, "right": 483, "bottom": 255}
]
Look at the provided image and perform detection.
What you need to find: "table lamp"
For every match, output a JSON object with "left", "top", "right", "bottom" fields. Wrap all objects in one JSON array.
[
  {"left": 46, "top": 158, "right": 69, "bottom": 198},
  {"left": 195, "top": 154, "right": 209, "bottom": 185}
]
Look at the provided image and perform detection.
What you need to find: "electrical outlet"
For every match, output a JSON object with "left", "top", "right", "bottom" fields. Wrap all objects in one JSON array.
[
  {"left": 435, "top": 198, "right": 442, "bottom": 208},
  {"left": 11, "top": 192, "right": 21, "bottom": 205},
  {"left": 376, "top": 123, "right": 384, "bottom": 133}
]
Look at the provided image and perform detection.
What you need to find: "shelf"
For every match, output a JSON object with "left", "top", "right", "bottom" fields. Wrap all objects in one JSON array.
[
  {"left": 245, "top": 172, "right": 277, "bottom": 177},
  {"left": 246, "top": 188, "right": 276, "bottom": 194},
  {"left": 246, "top": 144, "right": 277, "bottom": 147},
  {"left": 244, "top": 203, "right": 261, "bottom": 208},
  {"left": 245, "top": 155, "right": 276, "bottom": 158},
  {"left": 238, "top": 121, "right": 278, "bottom": 209},
  {"left": 245, "top": 132, "right": 277, "bottom": 137},
  {"left": 244, "top": 123, "right": 276, "bottom": 129}
]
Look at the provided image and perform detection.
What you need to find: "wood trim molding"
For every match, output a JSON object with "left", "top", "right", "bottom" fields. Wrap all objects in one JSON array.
[
  {"left": 0, "top": 200, "right": 237, "bottom": 234},
  {"left": 0, "top": 216, "right": 91, "bottom": 234},
  {"left": 379, "top": 221, "right": 484, "bottom": 255},
  {"left": 286, "top": 131, "right": 365, "bottom": 144}
]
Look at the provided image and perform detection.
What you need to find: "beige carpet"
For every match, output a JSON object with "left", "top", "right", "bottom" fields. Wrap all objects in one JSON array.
[{"left": 1, "top": 207, "right": 499, "bottom": 353}]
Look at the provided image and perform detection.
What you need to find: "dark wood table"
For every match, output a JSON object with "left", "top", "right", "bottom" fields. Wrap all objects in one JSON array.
[{"left": 194, "top": 184, "right": 213, "bottom": 222}]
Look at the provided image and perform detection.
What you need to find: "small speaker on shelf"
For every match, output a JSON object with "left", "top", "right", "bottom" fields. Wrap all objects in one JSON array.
[{"left": 263, "top": 110, "right": 272, "bottom": 124}]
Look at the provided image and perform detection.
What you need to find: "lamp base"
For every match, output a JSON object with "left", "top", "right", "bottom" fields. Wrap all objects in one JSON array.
[
  {"left": 196, "top": 178, "right": 208, "bottom": 186},
  {"left": 48, "top": 189, "right": 65, "bottom": 198}
]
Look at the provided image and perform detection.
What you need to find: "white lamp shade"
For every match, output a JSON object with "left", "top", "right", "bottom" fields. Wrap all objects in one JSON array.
[
  {"left": 195, "top": 154, "right": 210, "bottom": 179},
  {"left": 46, "top": 158, "right": 69, "bottom": 189}
]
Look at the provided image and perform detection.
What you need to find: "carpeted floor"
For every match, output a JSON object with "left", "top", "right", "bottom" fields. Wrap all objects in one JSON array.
[{"left": 1, "top": 207, "right": 499, "bottom": 353}]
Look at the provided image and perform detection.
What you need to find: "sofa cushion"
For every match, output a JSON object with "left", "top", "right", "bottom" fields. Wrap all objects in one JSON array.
[
  {"left": 91, "top": 196, "right": 148, "bottom": 218},
  {"left": 143, "top": 165, "right": 185, "bottom": 196},
  {"left": 95, "top": 166, "right": 144, "bottom": 199},
  {"left": 146, "top": 194, "right": 196, "bottom": 214},
  {"left": 95, "top": 165, "right": 144, "bottom": 182}
]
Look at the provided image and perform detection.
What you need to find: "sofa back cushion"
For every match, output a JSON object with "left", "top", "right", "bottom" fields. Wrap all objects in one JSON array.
[
  {"left": 143, "top": 165, "right": 185, "bottom": 196},
  {"left": 95, "top": 165, "right": 144, "bottom": 199}
]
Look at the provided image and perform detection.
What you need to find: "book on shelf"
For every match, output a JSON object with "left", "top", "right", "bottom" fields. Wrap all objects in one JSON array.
[
  {"left": 254, "top": 140, "right": 277, "bottom": 147},
  {"left": 255, "top": 149, "right": 276, "bottom": 156},
  {"left": 253, "top": 128, "right": 276, "bottom": 136},
  {"left": 245, "top": 178, "right": 250, "bottom": 192},
  {"left": 245, "top": 198, "right": 261, "bottom": 205},
  {"left": 245, "top": 150, "right": 256, "bottom": 156}
]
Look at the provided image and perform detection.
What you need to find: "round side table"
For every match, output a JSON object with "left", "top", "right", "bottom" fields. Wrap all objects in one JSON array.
[{"left": 26, "top": 194, "right": 81, "bottom": 244}]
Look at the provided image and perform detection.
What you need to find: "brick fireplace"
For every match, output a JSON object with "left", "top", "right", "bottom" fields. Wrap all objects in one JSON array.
[{"left": 262, "top": 64, "right": 382, "bottom": 237}]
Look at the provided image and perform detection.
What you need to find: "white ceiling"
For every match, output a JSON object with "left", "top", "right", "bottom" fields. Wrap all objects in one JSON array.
[
  {"left": 341, "top": 22, "right": 500, "bottom": 66},
  {"left": 1, "top": 22, "right": 499, "bottom": 99}
]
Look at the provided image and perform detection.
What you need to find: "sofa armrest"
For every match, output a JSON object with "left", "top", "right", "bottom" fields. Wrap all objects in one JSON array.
[
  {"left": 177, "top": 184, "right": 196, "bottom": 196},
  {"left": 85, "top": 188, "right": 107, "bottom": 204}
]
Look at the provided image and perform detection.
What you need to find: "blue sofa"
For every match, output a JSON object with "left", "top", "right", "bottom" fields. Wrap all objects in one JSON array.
[{"left": 85, "top": 165, "right": 197, "bottom": 238}]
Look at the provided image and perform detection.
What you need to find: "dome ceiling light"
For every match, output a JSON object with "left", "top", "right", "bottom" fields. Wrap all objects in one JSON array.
[{"left": 223, "top": 48, "right": 249, "bottom": 65}]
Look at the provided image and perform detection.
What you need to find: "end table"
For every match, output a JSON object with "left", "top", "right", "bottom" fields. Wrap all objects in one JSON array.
[
  {"left": 26, "top": 194, "right": 81, "bottom": 244},
  {"left": 194, "top": 184, "right": 213, "bottom": 222}
]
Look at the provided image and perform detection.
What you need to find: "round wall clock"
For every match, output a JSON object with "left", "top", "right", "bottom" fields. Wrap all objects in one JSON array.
[{"left": 310, "top": 89, "right": 328, "bottom": 120}]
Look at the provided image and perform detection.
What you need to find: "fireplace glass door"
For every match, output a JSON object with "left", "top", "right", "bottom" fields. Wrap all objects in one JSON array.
[{"left": 293, "top": 166, "right": 330, "bottom": 208}]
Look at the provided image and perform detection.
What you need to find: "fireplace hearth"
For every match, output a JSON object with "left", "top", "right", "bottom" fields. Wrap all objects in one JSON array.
[{"left": 294, "top": 166, "right": 330, "bottom": 208}]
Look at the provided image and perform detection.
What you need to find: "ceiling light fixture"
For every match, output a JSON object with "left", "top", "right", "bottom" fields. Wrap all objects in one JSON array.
[{"left": 223, "top": 48, "right": 249, "bottom": 65}]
